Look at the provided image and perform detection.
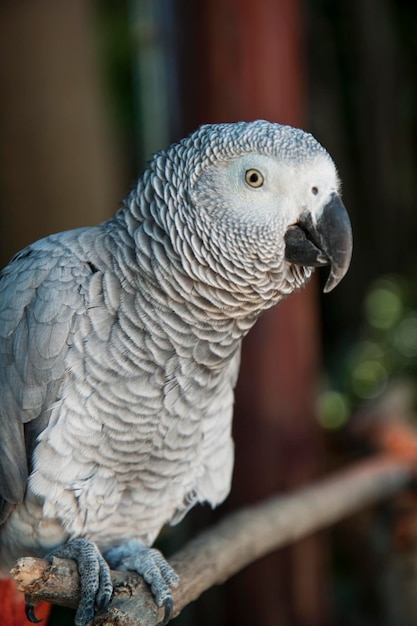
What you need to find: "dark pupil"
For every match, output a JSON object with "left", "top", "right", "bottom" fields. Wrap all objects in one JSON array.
[{"left": 249, "top": 172, "right": 259, "bottom": 183}]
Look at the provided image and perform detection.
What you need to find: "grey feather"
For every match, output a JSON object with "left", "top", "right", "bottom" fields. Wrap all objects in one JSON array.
[{"left": 0, "top": 120, "right": 351, "bottom": 575}]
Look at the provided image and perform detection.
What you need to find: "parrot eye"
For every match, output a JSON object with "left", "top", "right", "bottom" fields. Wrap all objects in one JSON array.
[
  {"left": 245, "top": 169, "right": 264, "bottom": 188},
  {"left": 311, "top": 186, "right": 319, "bottom": 195}
]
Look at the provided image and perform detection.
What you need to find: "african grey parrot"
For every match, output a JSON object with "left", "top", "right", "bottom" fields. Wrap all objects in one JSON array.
[{"left": 0, "top": 120, "right": 352, "bottom": 625}]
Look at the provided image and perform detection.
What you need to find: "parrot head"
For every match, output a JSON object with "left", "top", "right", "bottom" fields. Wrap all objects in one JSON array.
[{"left": 147, "top": 120, "right": 352, "bottom": 310}]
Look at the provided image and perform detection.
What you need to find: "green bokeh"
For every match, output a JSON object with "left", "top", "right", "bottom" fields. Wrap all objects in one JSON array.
[
  {"left": 317, "top": 390, "right": 350, "bottom": 430},
  {"left": 364, "top": 281, "right": 403, "bottom": 330}
]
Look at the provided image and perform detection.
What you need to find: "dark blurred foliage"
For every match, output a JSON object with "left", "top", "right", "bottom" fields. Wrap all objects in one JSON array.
[
  {"left": 305, "top": 5, "right": 417, "bottom": 624},
  {"left": 306, "top": 0, "right": 417, "bottom": 348},
  {"left": 305, "top": 0, "right": 417, "bottom": 422},
  {"left": 94, "top": 0, "right": 136, "bottom": 172}
]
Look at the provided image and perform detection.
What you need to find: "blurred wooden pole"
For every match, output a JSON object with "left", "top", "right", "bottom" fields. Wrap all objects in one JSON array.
[
  {"left": 0, "top": 0, "right": 124, "bottom": 267},
  {"left": 185, "top": 1, "right": 327, "bottom": 624}
]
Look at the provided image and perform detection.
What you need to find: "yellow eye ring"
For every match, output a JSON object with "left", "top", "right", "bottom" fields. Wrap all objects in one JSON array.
[{"left": 245, "top": 168, "right": 264, "bottom": 188}]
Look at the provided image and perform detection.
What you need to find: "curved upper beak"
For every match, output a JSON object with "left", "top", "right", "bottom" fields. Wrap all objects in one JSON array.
[{"left": 284, "top": 193, "right": 353, "bottom": 293}]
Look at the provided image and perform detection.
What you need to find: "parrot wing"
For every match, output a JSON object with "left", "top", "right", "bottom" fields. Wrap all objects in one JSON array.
[{"left": 0, "top": 240, "right": 87, "bottom": 523}]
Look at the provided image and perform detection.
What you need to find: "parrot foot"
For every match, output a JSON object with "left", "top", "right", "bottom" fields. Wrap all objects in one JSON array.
[
  {"left": 104, "top": 540, "right": 179, "bottom": 626},
  {"left": 45, "top": 538, "right": 113, "bottom": 626}
]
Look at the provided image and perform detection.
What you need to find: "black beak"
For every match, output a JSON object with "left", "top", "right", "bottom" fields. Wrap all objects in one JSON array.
[{"left": 284, "top": 193, "right": 353, "bottom": 293}]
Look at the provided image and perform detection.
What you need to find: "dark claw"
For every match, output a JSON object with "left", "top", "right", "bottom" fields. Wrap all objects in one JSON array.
[
  {"left": 156, "top": 596, "right": 174, "bottom": 626},
  {"left": 96, "top": 594, "right": 110, "bottom": 613},
  {"left": 25, "top": 601, "right": 43, "bottom": 624},
  {"left": 95, "top": 580, "right": 113, "bottom": 612}
]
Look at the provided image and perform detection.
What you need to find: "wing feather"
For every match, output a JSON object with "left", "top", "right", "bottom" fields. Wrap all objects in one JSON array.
[{"left": 0, "top": 235, "right": 89, "bottom": 521}]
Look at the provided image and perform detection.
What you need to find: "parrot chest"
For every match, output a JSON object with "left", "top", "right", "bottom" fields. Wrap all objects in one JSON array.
[
  {"left": 28, "top": 330, "right": 239, "bottom": 548},
  {"left": 22, "top": 269, "right": 242, "bottom": 549}
]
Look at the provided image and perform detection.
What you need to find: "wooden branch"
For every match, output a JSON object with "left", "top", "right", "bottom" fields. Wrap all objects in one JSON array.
[{"left": 11, "top": 454, "right": 414, "bottom": 626}]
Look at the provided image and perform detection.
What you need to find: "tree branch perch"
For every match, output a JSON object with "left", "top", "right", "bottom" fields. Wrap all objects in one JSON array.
[{"left": 11, "top": 453, "right": 415, "bottom": 625}]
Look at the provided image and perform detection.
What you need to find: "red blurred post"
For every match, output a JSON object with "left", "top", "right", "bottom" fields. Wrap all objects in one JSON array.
[
  {"left": 190, "top": 0, "right": 328, "bottom": 624},
  {"left": 204, "top": 0, "right": 305, "bottom": 125}
]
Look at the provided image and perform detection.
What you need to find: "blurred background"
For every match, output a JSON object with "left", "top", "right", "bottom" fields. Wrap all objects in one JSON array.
[{"left": 0, "top": 1, "right": 417, "bottom": 625}]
